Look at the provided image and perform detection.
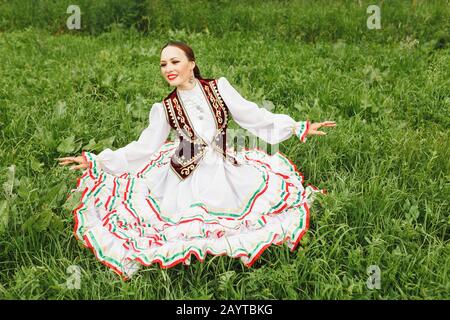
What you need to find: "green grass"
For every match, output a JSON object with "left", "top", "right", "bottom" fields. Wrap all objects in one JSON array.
[
  {"left": 0, "top": 0, "right": 449, "bottom": 44},
  {"left": 0, "top": 1, "right": 449, "bottom": 299}
]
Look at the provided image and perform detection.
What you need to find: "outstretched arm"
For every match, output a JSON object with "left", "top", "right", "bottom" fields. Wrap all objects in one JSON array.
[
  {"left": 95, "top": 102, "right": 171, "bottom": 175},
  {"left": 58, "top": 102, "right": 171, "bottom": 176},
  {"left": 217, "top": 77, "right": 335, "bottom": 144}
]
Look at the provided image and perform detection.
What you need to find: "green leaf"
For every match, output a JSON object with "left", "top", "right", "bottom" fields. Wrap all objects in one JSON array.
[
  {"left": 35, "top": 209, "right": 53, "bottom": 232},
  {"left": 407, "top": 204, "right": 420, "bottom": 223},
  {"left": 50, "top": 214, "right": 64, "bottom": 232},
  {"left": 17, "top": 176, "right": 33, "bottom": 199},
  {"left": 63, "top": 190, "right": 83, "bottom": 212},
  {"left": 0, "top": 200, "right": 9, "bottom": 235},
  {"left": 97, "top": 136, "right": 115, "bottom": 150},
  {"left": 30, "top": 156, "right": 44, "bottom": 173},
  {"left": 82, "top": 138, "right": 97, "bottom": 151},
  {"left": 22, "top": 215, "right": 35, "bottom": 232},
  {"left": 57, "top": 135, "right": 76, "bottom": 154},
  {"left": 42, "top": 182, "right": 68, "bottom": 208},
  {"left": 22, "top": 208, "right": 53, "bottom": 233},
  {"left": 83, "top": 136, "right": 115, "bottom": 153}
]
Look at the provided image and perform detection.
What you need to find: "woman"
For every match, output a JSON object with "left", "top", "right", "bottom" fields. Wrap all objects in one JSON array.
[{"left": 57, "top": 41, "right": 336, "bottom": 280}]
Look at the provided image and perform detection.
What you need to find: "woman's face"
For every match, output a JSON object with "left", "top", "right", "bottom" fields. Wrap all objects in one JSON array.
[{"left": 160, "top": 46, "right": 195, "bottom": 87}]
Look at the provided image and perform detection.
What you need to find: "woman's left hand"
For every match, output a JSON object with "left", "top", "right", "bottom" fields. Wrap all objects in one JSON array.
[
  {"left": 307, "top": 121, "right": 336, "bottom": 136},
  {"left": 56, "top": 155, "right": 89, "bottom": 171}
]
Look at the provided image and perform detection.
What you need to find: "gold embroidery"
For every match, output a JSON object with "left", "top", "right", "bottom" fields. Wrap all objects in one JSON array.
[
  {"left": 201, "top": 82, "right": 225, "bottom": 131},
  {"left": 173, "top": 98, "right": 194, "bottom": 139},
  {"left": 169, "top": 163, "right": 184, "bottom": 180},
  {"left": 173, "top": 144, "right": 208, "bottom": 166},
  {"left": 166, "top": 98, "right": 198, "bottom": 143},
  {"left": 163, "top": 78, "right": 238, "bottom": 180},
  {"left": 181, "top": 164, "right": 195, "bottom": 176},
  {"left": 209, "top": 79, "right": 228, "bottom": 125}
]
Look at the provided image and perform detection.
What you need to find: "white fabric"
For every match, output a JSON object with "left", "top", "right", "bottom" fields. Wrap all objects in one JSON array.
[
  {"left": 97, "top": 77, "right": 303, "bottom": 174},
  {"left": 96, "top": 101, "right": 171, "bottom": 176},
  {"left": 95, "top": 77, "right": 306, "bottom": 220}
]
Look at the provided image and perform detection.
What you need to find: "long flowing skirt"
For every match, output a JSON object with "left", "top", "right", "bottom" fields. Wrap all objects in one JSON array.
[{"left": 70, "top": 140, "right": 326, "bottom": 280}]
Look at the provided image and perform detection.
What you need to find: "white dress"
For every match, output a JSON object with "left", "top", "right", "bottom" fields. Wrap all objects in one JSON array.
[{"left": 72, "top": 77, "right": 325, "bottom": 280}]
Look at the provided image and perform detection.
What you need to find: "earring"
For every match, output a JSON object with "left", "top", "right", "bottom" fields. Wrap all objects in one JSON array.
[{"left": 189, "top": 73, "right": 195, "bottom": 84}]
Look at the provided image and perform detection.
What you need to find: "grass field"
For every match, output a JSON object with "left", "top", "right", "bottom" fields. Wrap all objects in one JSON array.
[{"left": 0, "top": 0, "right": 449, "bottom": 299}]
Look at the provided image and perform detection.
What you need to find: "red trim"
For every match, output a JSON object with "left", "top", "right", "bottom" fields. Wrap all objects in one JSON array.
[
  {"left": 102, "top": 209, "right": 116, "bottom": 226},
  {"left": 110, "top": 178, "right": 118, "bottom": 206},
  {"left": 137, "top": 148, "right": 168, "bottom": 177},
  {"left": 83, "top": 234, "right": 129, "bottom": 281},
  {"left": 107, "top": 224, "right": 128, "bottom": 241},
  {"left": 71, "top": 139, "right": 324, "bottom": 281},
  {"left": 121, "top": 199, "right": 313, "bottom": 272},
  {"left": 306, "top": 183, "right": 326, "bottom": 194},
  {"left": 300, "top": 120, "right": 310, "bottom": 143},
  {"left": 241, "top": 146, "right": 306, "bottom": 184},
  {"left": 76, "top": 171, "right": 89, "bottom": 189},
  {"left": 104, "top": 195, "right": 112, "bottom": 210},
  {"left": 245, "top": 233, "right": 278, "bottom": 267},
  {"left": 123, "top": 179, "right": 131, "bottom": 201},
  {"left": 124, "top": 203, "right": 140, "bottom": 224},
  {"left": 289, "top": 202, "right": 310, "bottom": 252},
  {"left": 89, "top": 174, "right": 105, "bottom": 197},
  {"left": 72, "top": 186, "right": 89, "bottom": 241},
  {"left": 145, "top": 198, "right": 170, "bottom": 226},
  {"left": 82, "top": 151, "right": 97, "bottom": 180},
  {"left": 74, "top": 200, "right": 315, "bottom": 280},
  {"left": 129, "top": 240, "right": 142, "bottom": 253}
]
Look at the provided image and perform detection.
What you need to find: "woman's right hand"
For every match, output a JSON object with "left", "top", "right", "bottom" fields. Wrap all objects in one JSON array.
[
  {"left": 306, "top": 121, "right": 336, "bottom": 136},
  {"left": 56, "top": 155, "right": 89, "bottom": 171}
]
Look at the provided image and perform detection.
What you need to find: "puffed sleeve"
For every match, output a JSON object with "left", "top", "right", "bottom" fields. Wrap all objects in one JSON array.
[
  {"left": 217, "top": 77, "right": 310, "bottom": 144},
  {"left": 84, "top": 102, "right": 171, "bottom": 176}
]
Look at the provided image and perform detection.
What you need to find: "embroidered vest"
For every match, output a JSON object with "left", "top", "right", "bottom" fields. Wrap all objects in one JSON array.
[{"left": 162, "top": 78, "right": 241, "bottom": 180}]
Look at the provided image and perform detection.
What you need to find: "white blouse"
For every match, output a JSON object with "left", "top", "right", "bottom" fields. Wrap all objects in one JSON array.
[{"left": 96, "top": 77, "right": 309, "bottom": 176}]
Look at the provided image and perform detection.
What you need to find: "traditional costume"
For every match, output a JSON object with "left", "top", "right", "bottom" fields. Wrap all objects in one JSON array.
[{"left": 71, "top": 77, "right": 325, "bottom": 279}]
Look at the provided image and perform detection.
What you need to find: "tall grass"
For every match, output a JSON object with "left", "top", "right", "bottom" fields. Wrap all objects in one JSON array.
[
  {"left": 0, "top": 1, "right": 448, "bottom": 299},
  {"left": 0, "top": 0, "right": 449, "bottom": 44}
]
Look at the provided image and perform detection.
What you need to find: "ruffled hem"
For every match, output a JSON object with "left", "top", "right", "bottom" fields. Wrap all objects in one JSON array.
[{"left": 70, "top": 141, "right": 326, "bottom": 280}]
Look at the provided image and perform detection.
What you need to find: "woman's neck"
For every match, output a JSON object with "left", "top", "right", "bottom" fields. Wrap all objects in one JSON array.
[{"left": 177, "top": 78, "right": 197, "bottom": 91}]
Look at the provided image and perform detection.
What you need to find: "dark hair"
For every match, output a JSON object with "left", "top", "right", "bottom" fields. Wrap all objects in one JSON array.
[{"left": 160, "top": 41, "right": 203, "bottom": 79}]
